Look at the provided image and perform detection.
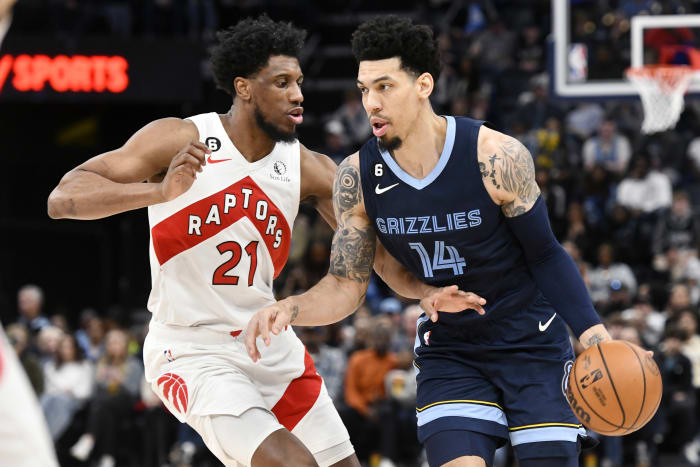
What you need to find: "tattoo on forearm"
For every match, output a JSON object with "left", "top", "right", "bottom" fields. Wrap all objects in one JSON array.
[
  {"left": 330, "top": 158, "right": 376, "bottom": 283},
  {"left": 290, "top": 305, "right": 299, "bottom": 323},
  {"left": 329, "top": 225, "right": 376, "bottom": 283},
  {"left": 497, "top": 138, "right": 540, "bottom": 217},
  {"left": 586, "top": 334, "right": 605, "bottom": 347},
  {"left": 334, "top": 163, "right": 361, "bottom": 214}
]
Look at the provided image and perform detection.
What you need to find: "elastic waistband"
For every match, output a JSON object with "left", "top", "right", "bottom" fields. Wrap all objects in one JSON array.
[{"left": 147, "top": 320, "right": 242, "bottom": 345}]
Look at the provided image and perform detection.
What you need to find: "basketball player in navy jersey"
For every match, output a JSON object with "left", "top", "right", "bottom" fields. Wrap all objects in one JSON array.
[
  {"left": 246, "top": 16, "right": 615, "bottom": 467},
  {"left": 48, "top": 15, "right": 481, "bottom": 467}
]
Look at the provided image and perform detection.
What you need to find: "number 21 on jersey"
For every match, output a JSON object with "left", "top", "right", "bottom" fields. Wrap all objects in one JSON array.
[{"left": 409, "top": 241, "right": 466, "bottom": 278}]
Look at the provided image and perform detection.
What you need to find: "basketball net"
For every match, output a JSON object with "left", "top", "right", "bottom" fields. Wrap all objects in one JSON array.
[{"left": 626, "top": 65, "right": 695, "bottom": 134}]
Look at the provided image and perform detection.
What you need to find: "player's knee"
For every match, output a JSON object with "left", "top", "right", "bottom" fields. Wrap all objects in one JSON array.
[{"left": 251, "top": 428, "right": 318, "bottom": 467}]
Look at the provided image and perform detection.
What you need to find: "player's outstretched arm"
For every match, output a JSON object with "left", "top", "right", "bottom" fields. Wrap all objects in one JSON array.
[
  {"left": 246, "top": 154, "right": 488, "bottom": 360},
  {"left": 299, "top": 148, "right": 486, "bottom": 320},
  {"left": 479, "top": 127, "right": 609, "bottom": 348},
  {"left": 47, "top": 118, "right": 208, "bottom": 220},
  {"left": 246, "top": 154, "right": 375, "bottom": 360}
]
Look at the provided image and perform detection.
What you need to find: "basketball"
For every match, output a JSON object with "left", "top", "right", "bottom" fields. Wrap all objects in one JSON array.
[{"left": 566, "top": 341, "right": 662, "bottom": 436}]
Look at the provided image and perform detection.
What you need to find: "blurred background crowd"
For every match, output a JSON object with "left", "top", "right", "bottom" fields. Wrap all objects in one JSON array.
[{"left": 5, "top": 0, "right": 700, "bottom": 466}]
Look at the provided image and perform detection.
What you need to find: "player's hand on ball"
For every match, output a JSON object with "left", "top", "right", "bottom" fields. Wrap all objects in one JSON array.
[
  {"left": 245, "top": 302, "right": 293, "bottom": 362},
  {"left": 420, "top": 285, "right": 486, "bottom": 322},
  {"left": 159, "top": 141, "right": 210, "bottom": 202}
]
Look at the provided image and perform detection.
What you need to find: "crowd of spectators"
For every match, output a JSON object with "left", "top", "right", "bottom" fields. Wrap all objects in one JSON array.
[{"left": 9, "top": 1, "right": 700, "bottom": 466}]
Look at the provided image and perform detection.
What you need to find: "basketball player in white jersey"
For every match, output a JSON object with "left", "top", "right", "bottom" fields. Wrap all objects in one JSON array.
[
  {"left": 47, "top": 15, "right": 481, "bottom": 467},
  {"left": 0, "top": 323, "right": 59, "bottom": 467}
]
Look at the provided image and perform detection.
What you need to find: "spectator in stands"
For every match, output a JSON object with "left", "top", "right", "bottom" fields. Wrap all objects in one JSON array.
[
  {"left": 299, "top": 326, "right": 347, "bottom": 403},
  {"left": 5, "top": 323, "right": 43, "bottom": 395},
  {"left": 653, "top": 190, "right": 700, "bottom": 255},
  {"left": 617, "top": 155, "right": 673, "bottom": 214},
  {"left": 566, "top": 103, "right": 605, "bottom": 141},
  {"left": 390, "top": 304, "right": 423, "bottom": 353},
  {"left": 588, "top": 243, "right": 638, "bottom": 310},
  {"left": 333, "top": 90, "right": 372, "bottom": 147},
  {"left": 40, "top": 334, "right": 93, "bottom": 440},
  {"left": 656, "top": 326, "right": 696, "bottom": 458},
  {"left": 583, "top": 118, "right": 632, "bottom": 176},
  {"left": 81, "top": 315, "right": 106, "bottom": 362},
  {"left": 319, "top": 120, "right": 352, "bottom": 165},
  {"left": 667, "top": 283, "right": 695, "bottom": 317},
  {"left": 16, "top": 284, "right": 50, "bottom": 335},
  {"left": 36, "top": 325, "right": 65, "bottom": 366},
  {"left": 70, "top": 328, "right": 143, "bottom": 467},
  {"left": 342, "top": 320, "right": 398, "bottom": 462},
  {"left": 537, "top": 166, "right": 568, "bottom": 238}
]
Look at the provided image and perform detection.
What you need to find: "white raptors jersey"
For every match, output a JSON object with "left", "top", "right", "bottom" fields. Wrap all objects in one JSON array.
[{"left": 147, "top": 112, "right": 300, "bottom": 333}]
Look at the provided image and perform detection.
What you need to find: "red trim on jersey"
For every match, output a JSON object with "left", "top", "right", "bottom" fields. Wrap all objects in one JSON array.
[
  {"left": 151, "top": 176, "right": 291, "bottom": 278},
  {"left": 271, "top": 350, "right": 322, "bottom": 431}
]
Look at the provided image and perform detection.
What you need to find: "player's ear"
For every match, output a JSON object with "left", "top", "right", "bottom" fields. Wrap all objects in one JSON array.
[
  {"left": 416, "top": 72, "right": 434, "bottom": 99},
  {"left": 234, "top": 77, "right": 252, "bottom": 101}
]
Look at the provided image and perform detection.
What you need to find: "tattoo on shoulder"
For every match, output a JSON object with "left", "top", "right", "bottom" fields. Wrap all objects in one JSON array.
[
  {"left": 290, "top": 305, "right": 299, "bottom": 323},
  {"left": 496, "top": 138, "right": 540, "bottom": 217},
  {"left": 333, "top": 160, "right": 362, "bottom": 215},
  {"left": 487, "top": 154, "right": 500, "bottom": 189},
  {"left": 586, "top": 334, "right": 605, "bottom": 347}
]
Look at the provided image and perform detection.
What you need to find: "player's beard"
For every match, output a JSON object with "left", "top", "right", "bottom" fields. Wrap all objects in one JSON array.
[
  {"left": 377, "top": 135, "right": 402, "bottom": 152},
  {"left": 254, "top": 104, "right": 297, "bottom": 144}
]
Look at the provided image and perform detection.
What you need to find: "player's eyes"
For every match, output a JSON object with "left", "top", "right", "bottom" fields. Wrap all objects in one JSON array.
[
  {"left": 380, "top": 84, "right": 391, "bottom": 91},
  {"left": 277, "top": 81, "right": 287, "bottom": 88},
  {"left": 358, "top": 87, "right": 368, "bottom": 94}
]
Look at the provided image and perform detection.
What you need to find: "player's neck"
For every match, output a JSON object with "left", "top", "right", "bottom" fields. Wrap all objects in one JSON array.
[
  {"left": 221, "top": 105, "right": 277, "bottom": 163},
  {"left": 389, "top": 111, "right": 447, "bottom": 180}
]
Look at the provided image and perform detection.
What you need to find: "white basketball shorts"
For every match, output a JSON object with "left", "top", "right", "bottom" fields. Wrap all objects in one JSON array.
[{"left": 143, "top": 320, "right": 352, "bottom": 466}]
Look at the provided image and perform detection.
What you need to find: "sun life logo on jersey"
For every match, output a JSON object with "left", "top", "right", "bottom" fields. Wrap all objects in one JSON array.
[{"left": 270, "top": 160, "right": 290, "bottom": 182}]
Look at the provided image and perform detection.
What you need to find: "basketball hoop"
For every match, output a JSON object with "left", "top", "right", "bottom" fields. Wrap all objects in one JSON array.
[{"left": 626, "top": 65, "right": 695, "bottom": 134}]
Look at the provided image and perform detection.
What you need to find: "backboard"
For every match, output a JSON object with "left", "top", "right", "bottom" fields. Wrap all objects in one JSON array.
[{"left": 551, "top": 0, "right": 700, "bottom": 99}]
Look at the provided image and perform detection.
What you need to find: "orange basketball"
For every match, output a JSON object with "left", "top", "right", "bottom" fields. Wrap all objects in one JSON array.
[{"left": 566, "top": 340, "right": 662, "bottom": 436}]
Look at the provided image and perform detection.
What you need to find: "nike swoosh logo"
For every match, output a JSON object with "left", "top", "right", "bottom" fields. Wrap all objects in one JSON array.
[
  {"left": 375, "top": 183, "right": 399, "bottom": 195},
  {"left": 539, "top": 313, "right": 557, "bottom": 332},
  {"left": 207, "top": 155, "right": 232, "bottom": 164}
]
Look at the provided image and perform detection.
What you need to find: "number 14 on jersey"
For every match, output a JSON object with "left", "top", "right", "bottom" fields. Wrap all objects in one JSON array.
[{"left": 409, "top": 241, "right": 466, "bottom": 278}]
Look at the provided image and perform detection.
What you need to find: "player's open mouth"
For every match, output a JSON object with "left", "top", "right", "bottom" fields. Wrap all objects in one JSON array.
[
  {"left": 288, "top": 107, "right": 303, "bottom": 125},
  {"left": 371, "top": 118, "right": 389, "bottom": 137}
]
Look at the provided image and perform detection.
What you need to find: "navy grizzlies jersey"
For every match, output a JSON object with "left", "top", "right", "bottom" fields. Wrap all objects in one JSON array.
[{"left": 360, "top": 116, "right": 538, "bottom": 323}]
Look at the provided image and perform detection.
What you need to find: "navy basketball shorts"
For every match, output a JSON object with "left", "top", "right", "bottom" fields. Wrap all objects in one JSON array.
[{"left": 414, "top": 293, "right": 588, "bottom": 465}]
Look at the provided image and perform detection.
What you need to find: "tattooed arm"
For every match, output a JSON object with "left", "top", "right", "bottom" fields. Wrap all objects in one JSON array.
[
  {"left": 477, "top": 128, "right": 541, "bottom": 217},
  {"left": 243, "top": 154, "right": 378, "bottom": 360},
  {"left": 245, "top": 154, "right": 483, "bottom": 360},
  {"left": 477, "top": 127, "right": 608, "bottom": 347}
]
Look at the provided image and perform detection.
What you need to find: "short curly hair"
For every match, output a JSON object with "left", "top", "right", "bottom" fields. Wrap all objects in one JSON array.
[
  {"left": 211, "top": 15, "right": 307, "bottom": 95},
  {"left": 351, "top": 15, "right": 441, "bottom": 81}
]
